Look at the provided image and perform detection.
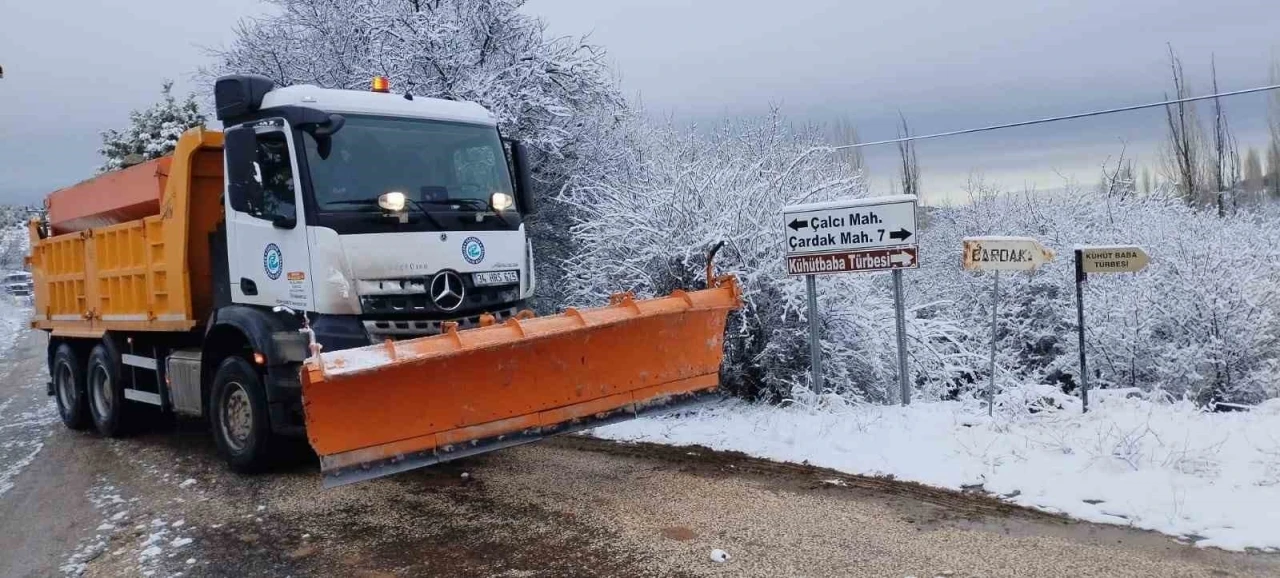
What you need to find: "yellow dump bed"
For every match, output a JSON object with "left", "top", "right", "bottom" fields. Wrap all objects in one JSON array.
[{"left": 28, "top": 130, "right": 227, "bottom": 337}]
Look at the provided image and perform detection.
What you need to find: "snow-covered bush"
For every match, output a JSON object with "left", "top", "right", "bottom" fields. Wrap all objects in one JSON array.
[
  {"left": 559, "top": 112, "right": 978, "bottom": 403},
  {"left": 204, "top": 0, "right": 629, "bottom": 310},
  {"left": 98, "top": 81, "right": 206, "bottom": 173},
  {"left": 562, "top": 112, "right": 1280, "bottom": 406},
  {"left": 921, "top": 180, "right": 1280, "bottom": 405}
]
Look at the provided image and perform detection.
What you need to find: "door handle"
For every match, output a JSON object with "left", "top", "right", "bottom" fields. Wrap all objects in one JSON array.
[{"left": 240, "top": 278, "right": 258, "bottom": 296}]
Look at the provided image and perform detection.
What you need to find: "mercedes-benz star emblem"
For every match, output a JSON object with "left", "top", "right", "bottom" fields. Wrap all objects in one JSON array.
[{"left": 430, "top": 271, "right": 465, "bottom": 311}]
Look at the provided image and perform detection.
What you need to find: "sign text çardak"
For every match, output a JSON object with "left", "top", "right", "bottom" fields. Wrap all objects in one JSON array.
[{"left": 961, "top": 237, "right": 1055, "bottom": 272}]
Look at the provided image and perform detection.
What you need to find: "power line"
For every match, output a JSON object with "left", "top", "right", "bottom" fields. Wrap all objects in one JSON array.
[{"left": 835, "top": 84, "right": 1280, "bottom": 150}]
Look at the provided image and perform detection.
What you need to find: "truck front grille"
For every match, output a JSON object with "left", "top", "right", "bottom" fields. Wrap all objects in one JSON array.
[
  {"left": 359, "top": 282, "right": 520, "bottom": 316},
  {"left": 363, "top": 305, "right": 522, "bottom": 340}
]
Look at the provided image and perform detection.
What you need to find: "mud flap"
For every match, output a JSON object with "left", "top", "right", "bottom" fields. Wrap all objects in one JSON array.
[{"left": 300, "top": 277, "right": 742, "bottom": 488}]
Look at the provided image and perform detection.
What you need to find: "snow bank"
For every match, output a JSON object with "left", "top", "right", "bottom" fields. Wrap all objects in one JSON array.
[{"left": 593, "top": 391, "right": 1280, "bottom": 551}]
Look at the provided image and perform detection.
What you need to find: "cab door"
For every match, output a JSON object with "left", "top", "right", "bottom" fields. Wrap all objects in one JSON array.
[{"left": 223, "top": 120, "right": 314, "bottom": 311}]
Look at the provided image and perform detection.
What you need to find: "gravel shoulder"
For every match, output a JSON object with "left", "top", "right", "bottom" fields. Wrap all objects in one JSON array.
[{"left": 3, "top": 327, "right": 1279, "bottom": 577}]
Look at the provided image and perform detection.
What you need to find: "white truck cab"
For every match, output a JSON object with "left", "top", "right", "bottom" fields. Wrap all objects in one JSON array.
[{"left": 214, "top": 74, "right": 537, "bottom": 350}]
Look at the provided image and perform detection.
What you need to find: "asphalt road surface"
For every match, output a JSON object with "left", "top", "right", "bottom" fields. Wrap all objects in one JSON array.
[{"left": 4, "top": 328, "right": 1280, "bottom": 578}]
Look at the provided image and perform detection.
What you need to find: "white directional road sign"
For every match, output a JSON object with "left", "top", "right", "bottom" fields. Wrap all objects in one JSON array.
[
  {"left": 784, "top": 195, "right": 918, "bottom": 256},
  {"left": 782, "top": 195, "right": 918, "bottom": 276}
]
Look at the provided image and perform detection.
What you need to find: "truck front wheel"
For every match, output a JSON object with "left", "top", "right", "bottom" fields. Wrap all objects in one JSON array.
[
  {"left": 52, "top": 343, "right": 90, "bottom": 430},
  {"left": 210, "top": 356, "right": 274, "bottom": 473}
]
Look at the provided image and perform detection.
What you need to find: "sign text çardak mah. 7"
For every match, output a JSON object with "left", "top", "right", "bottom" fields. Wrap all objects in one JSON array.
[{"left": 783, "top": 196, "right": 917, "bottom": 258}]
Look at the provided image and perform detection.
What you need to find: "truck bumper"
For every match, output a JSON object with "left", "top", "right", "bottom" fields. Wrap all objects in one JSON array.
[{"left": 266, "top": 365, "right": 306, "bottom": 438}]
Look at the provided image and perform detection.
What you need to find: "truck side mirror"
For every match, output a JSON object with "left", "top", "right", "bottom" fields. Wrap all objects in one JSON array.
[
  {"left": 303, "top": 114, "right": 345, "bottom": 160},
  {"left": 225, "top": 127, "right": 263, "bottom": 213},
  {"left": 511, "top": 140, "right": 536, "bottom": 215}
]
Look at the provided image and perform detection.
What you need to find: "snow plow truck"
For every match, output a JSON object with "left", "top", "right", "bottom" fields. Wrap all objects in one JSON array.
[{"left": 28, "top": 74, "right": 741, "bottom": 487}]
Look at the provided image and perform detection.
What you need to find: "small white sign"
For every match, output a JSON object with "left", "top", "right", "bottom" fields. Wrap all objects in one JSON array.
[{"left": 782, "top": 195, "right": 918, "bottom": 257}]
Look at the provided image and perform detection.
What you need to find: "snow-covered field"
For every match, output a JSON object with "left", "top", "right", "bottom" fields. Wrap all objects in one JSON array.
[{"left": 594, "top": 388, "right": 1280, "bottom": 552}]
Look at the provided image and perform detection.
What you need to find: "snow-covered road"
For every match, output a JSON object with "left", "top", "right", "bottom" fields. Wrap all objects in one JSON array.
[
  {"left": 6, "top": 366, "right": 1276, "bottom": 578},
  {"left": 594, "top": 388, "right": 1280, "bottom": 552},
  {"left": 0, "top": 297, "right": 51, "bottom": 498}
]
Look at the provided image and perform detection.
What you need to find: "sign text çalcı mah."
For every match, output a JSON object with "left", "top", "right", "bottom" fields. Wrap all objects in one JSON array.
[
  {"left": 783, "top": 196, "right": 917, "bottom": 257},
  {"left": 782, "top": 195, "right": 919, "bottom": 277}
]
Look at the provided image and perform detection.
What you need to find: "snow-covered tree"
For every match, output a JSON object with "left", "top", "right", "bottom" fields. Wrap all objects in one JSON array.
[
  {"left": 1270, "top": 141, "right": 1280, "bottom": 199},
  {"left": 1161, "top": 47, "right": 1208, "bottom": 205},
  {"left": 559, "top": 110, "right": 978, "bottom": 403},
  {"left": 98, "top": 81, "right": 206, "bottom": 173},
  {"left": 566, "top": 110, "right": 1280, "bottom": 406},
  {"left": 921, "top": 180, "right": 1280, "bottom": 407},
  {"left": 1244, "top": 147, "right": 1264, "bottom": 196}
]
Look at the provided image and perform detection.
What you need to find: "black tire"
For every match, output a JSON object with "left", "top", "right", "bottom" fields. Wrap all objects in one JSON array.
[
  {"left": 210, "top": 356, "right": 274, "bottom": 473},
  {"left": 87, "top": 343, "right": 128, "bottom": 437},
  {"left": 52, "top": 343, "right": 91, "bottom": 430}
]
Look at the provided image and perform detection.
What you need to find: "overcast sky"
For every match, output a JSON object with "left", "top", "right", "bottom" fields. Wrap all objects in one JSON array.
[{"left": 2, "top": 0, "right": 1278, "bottom": 203}]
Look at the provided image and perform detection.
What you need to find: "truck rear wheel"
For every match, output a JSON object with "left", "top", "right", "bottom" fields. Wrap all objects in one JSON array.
[
  {"left": 87, "top": 343, "right": 128, "bottom": 437},
  {"left": 52, "top": 343, "right": 91, "bottom": 430},
  {"left": 210, "top": 356, "right": 274, "bottom": 473}
]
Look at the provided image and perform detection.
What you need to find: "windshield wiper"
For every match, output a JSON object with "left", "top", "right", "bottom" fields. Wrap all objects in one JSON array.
[
  {"left": 324, "top": 198, "right": 446, "bottom": 229},
  {"left": 419, "top": 198, "right": 513, "bottom": 227}
]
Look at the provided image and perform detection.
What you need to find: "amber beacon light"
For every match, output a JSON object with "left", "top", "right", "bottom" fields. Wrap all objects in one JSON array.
[{"left": 371, "top": 76, "right": 390, "bottom": 93}]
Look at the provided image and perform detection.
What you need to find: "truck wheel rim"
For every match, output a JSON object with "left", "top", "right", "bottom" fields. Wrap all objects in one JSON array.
[
  {"left": 56, "top": 362, "right": 75, "bottom": 411},
  {"left": 90, "top": 364, "right": 112, "bottom": 418},
  {"left": 222, "top": 383, "right": 252, "bottom": 452}
]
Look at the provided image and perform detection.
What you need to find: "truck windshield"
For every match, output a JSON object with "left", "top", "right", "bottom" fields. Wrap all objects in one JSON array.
[{"left": 302, "top": 115, "right": 515, "bottom": 217}]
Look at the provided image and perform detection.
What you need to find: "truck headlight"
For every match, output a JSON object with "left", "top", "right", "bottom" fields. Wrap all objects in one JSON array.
[
  {"left": 378, "top": 191, "right": 407, "bottom": 212},
  {"left": 491, "top": 192, "right": 513, "bottom": 212}
]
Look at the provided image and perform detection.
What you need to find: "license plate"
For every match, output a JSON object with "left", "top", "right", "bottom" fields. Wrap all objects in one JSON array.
[{"left": 472, "top": 270, "right": 519, "bottom": 287}]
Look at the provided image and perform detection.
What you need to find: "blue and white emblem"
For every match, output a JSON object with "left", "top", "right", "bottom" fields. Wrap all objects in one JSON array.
[
  {"left": 462, "top": 236, "right": 485, "bottom": 265},
  {"left": 263, "top": 243, "right": 283, "bottom": 280}
]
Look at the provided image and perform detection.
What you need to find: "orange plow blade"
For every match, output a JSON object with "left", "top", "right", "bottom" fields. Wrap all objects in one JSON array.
[{"left": 301, "top": 276, "right": 742, "bottom": 487}]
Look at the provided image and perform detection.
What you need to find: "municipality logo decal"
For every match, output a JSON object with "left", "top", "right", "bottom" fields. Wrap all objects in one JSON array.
[
  {"left": 263, "top": 243, "right": 283, "bottom": 280},
  {"left": 462, "top": 237, "right": 485, "bottom": 265}
]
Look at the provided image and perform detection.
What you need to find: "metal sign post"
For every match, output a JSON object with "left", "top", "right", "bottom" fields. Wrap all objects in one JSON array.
[
  {"left": 806, "top": 274, "right": 822, "bottom": 394},
  {"left": 892, "top": 270, "right": 909, "bottom": 405},
  {"left": 1073, "top": 245, "right": 1150, "bottom": 413},
  {"left": 988, "top": 270, "right": 999, "bottom": 415},
  {"left": 783, "top": 195, "right": 919, "bottom": 401},
  {"left": 962, "top": 236, "right": 1056, "bottom": 415},
  {"left": 1074, "top": 252, "right": 1088, "bottom": 413}
]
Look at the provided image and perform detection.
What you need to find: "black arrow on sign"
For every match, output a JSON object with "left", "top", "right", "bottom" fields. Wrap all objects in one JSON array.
[
  {"left": 788, "top": 218, "right": 807, "bottom": 231},
  {"left": 888, "top": 228, "right": 912, "bottom": 241}
]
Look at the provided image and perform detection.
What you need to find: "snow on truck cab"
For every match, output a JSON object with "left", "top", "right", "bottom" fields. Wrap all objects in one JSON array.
[{"left": 28, "top": 74, "right": 741, "bottom": 487}]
